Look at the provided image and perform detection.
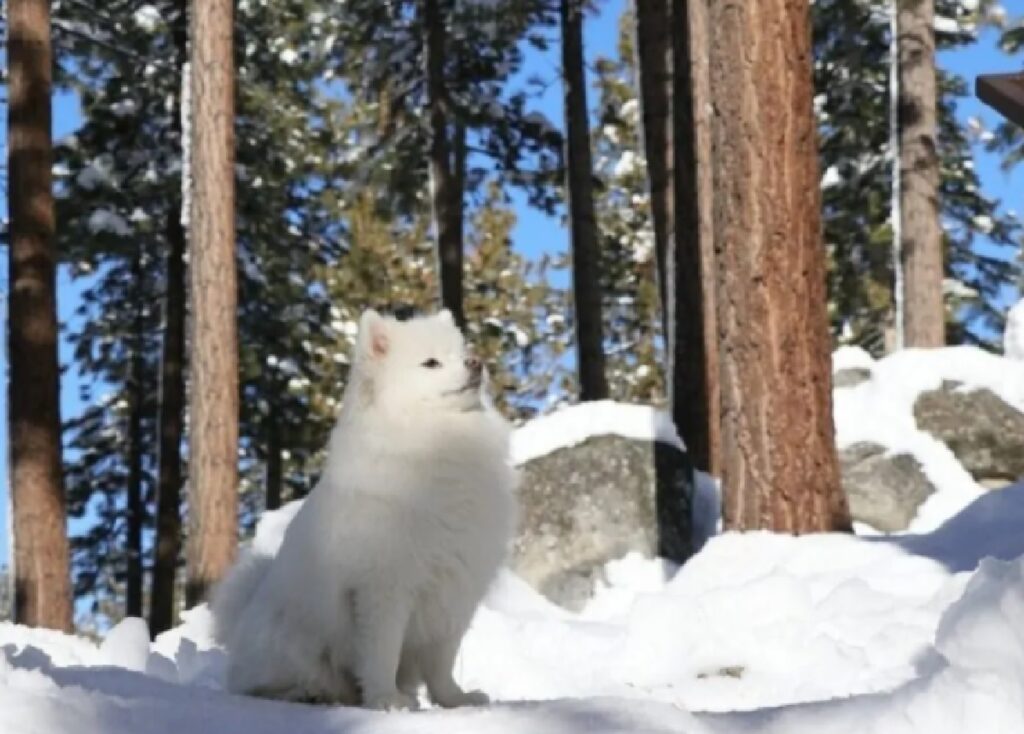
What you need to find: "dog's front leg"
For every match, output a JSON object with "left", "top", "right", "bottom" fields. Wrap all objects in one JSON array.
[
  {"left": 352, "top": 587, "right": 417, "bottom": 711},
  {"left": 420, "top": 636, "right": 489, "bottom": 708}
]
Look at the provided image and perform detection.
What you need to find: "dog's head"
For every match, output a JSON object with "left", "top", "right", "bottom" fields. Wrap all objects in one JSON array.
[{"left": 351, "top": 309, "right": 485, "bottom": 415}]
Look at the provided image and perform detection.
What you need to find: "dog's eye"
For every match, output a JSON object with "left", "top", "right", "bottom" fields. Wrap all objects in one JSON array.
[{"left": 421, "top": 358, "right": 442, "bottom": 369}]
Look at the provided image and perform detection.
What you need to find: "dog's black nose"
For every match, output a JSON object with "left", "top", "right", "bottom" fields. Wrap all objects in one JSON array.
[{"left": 465, "top": 356, "right": 482, "bottom": 374}]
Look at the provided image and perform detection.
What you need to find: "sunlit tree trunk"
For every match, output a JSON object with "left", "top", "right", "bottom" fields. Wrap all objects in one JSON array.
[
  {"left": 7, "top": 0, "right": 74, "bottom": 632},
  {"left": 185, "top": 0, "right": 239, "bottom": 607},
  {"left": 707, "top": 0, "right": 851, "bottom": 532}
]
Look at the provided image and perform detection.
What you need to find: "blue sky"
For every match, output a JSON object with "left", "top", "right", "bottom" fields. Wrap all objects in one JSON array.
[{"left": 1, "top": 4, "right": 1021, "bottom": 569}]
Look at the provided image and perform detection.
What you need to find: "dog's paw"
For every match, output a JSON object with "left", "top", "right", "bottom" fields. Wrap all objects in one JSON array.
[
  {"left": 364, "top": 691, "right": 420, "bottom": 712},
  {"left": 433, "top": 688, "right": 490, "bottom": 708}
]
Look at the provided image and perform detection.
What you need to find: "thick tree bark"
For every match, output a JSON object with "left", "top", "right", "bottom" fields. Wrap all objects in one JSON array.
[
  {"left": 707, "top": 0, "right": 851, "bottom": 532},
  {"left": 185, "top": 0, "right": 239, "bottom": 608},
  {"left": 424, "top": 0, "right": 466, "bottom": 329},
  {"left": 150, "top": 0, "right": 189, "bottom": 636},
  {"left": 898, "top": 0, "right": 944, "bottom": 347},
  {"left": 561, "top": 0, "right": 609, "bottom": 401},
  {"left": 125, "top": 257, "right": 146, "bottom": 619},
  {"left": 7, "top": 0, "right": 73, "bottom": 632}
]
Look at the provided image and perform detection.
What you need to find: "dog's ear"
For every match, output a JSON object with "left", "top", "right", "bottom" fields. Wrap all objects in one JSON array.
[
  {"left": 437, "top": 308, "right": 455, "bottom": 326},
  {"left": 357, "top": 309, "right": 389, "bottom": 360}
]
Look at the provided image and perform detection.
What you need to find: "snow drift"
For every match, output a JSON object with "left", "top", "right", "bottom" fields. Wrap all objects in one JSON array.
[{"left": 4, "top": 480, "right": 1024, "bottom": 734}]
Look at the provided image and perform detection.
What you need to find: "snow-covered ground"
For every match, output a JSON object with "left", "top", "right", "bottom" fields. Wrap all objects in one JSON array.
[{"left": 3, "top": 346, "right": 1023, "bottom": 733}]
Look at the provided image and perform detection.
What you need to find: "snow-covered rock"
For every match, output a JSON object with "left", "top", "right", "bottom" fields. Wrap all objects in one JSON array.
[
  {"left": 509, "top": 400, "right": 725, "bottom": 609},
  {"left": 513, "top": 433, "right": 692, "bottom": 610}
]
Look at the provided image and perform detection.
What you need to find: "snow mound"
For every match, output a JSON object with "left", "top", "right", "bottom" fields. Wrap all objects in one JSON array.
[
  {"left": 706, "top": 555, "right": 1024, "bottom": 733},
  {"left": 4, "top": 483, "right": 1024, "bottom": 733},
  {"left": 98, "top": 618, "right": 150, "bottom": 672},
  {"left": 510, "top": 400, "right": 682, "bottom": 465},
  {"left": 832, "top": 345, "right": 876, "bottom": 372}
]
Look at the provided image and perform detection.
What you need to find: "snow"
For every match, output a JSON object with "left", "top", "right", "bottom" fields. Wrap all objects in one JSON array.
[
  {"left": 832, "top": 344, "right": 875, "bottom": 372},
  {"left": 87, "top": 209, "right": 132, "bottom": 237},
  {"left": 705, "top": 554, "right": 1024, "bottom": 733},
  {"left": 612, "top": 150, "right": 642, "bottom": 178},
  {"left": 76, "top": 155, "right": 116, "bottom": 190},
  {"left": 971, "top": 214, "right": 994, "bottom": 233},
  {"left": 97, "top": 618, "right": 150, "bottom": 672},
  {"left": 181, "top": 63, "right": 192, "bottom": 230},
  {"left": 4, "top": 480, "right": 1024, "bottom": 733},
  {"left": 510, "top": 399, "right": 683, "bottom": 464},
  {"left": 618, "top": 99, "right": 639, "bottom": 125},
  {"left": 133, "top": 5, "right": 162, "bottom": 32},
  {"left": 110, "top": 98, "right": 139, "bottom": 117},
  {"left": 941, "top": 277, "right": 978, "bottom": 299},
  {"left": 820, "top": 165, "right": 842, "bottom": 188},
  {"left": 1005, "top": 299, "right": 1024, "bottom": 360}
]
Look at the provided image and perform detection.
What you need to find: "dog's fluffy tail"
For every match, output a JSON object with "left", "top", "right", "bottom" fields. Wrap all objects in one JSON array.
[{"left": 210, "top": 549, "right": 273, "bottom": 646}]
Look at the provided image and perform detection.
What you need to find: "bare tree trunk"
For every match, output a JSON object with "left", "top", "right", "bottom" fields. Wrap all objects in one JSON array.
[
  {"left": 639, "top": 0, "right": 719, "bottom": 474},
  {"left": 150, "top": 212, "right": 186, "bottom": 629},
  {"left": 150, "top": 0, "right": 189, "bottom": 636},
  {"left": 186, "top": 0, "right": 239, "bottom": 608},
  {"left": 424, "top": 0, "right": 466, "bottom": 329},
  {"left": 7, "top": 0, "right": 73, "bottom": 632},
  {"left": 684, "top": 0, "right": 719, "bottom": 476},
  {"left": 453, "top": 118, "right": 467, "bottom": 268},
  {"left": 707, "top": 0, "right": 851, "bottom": 533},
  {"left": 898, "top": 0, "right": 944, "bottom": 347},
  {"left": 265, "top": 401, "right": 282, "bottom": 511},
  {"left": 125, "top": 256, "right": 146, "bottom": 619},
  {"left": 634, "top": 0, "right": 672, "bottom": 318},
  {"left": 561, "top": 0, "right": 609, "bottom": 401}
]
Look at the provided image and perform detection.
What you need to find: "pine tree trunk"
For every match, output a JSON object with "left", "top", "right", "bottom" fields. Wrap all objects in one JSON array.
[
  {"left": 150, "top": 212, "right": 186, "bottom": 629},
  {"left": 7, "top": 0, "right": 73, "bottom": 632},
  {"left": 634, "top": 0, "right": 672, "bottom": 317},
  {"left": 265, "top": 401, "right": 282, "bottom": 511},
  {"left": 561, "top": 0, "right": 609, "bottom": 401},
  {"left": 125, "top": 256, "right": 146, "bottom": 619},
  {"left": 150, "top": 0, "right": 189, "bottom": 636},
  {"left": 185, "top": 0, "right": 239, "bottom": 608},
  {"left": 453, "top": 119, "right": 467, "bottom": 269},
  {"left": 707, "top": 0, "right": 851, "bottom": 532},
  {"left": 638, "top": 0, "right": 719, "bottom": 474},
  {"left": 680, "top": 0, "right": 719, "bottom": 476},
  {"left": 898, "top": 0, "right": 944, "bottom": 347},
  {"left": 424, "top": 0, "right": 466, "bottom": 329}
]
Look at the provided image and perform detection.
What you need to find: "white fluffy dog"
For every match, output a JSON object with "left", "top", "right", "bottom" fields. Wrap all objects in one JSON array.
[{"left": 211, "top": 309, "right": 517, "bottom": 710}]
